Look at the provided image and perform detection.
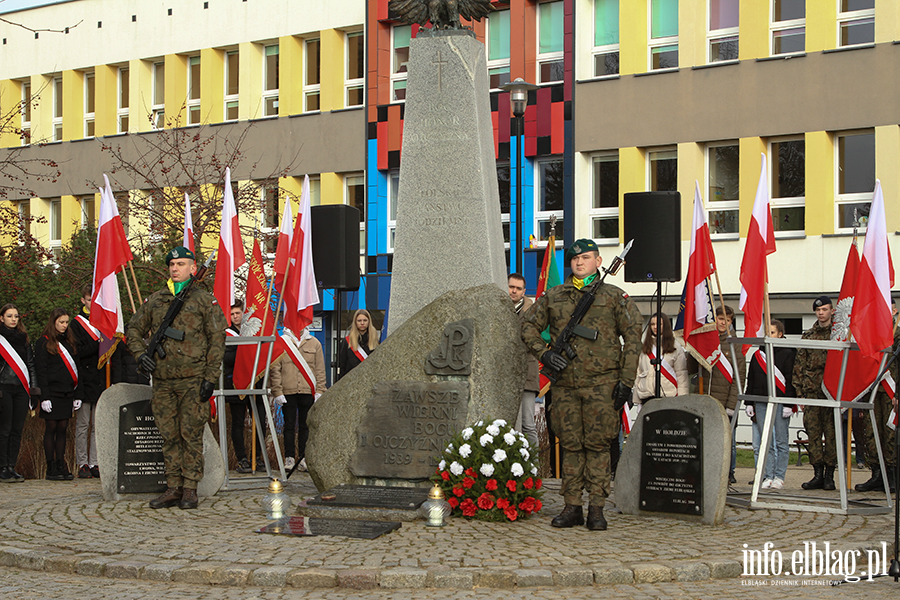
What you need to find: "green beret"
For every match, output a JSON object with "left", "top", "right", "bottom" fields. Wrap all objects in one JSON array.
[
  {"left": 565, "top": 238, "right": 599, "bottom": 263},
  {"left": 165, "top": 246, "right": 196, "bottom": 265}
]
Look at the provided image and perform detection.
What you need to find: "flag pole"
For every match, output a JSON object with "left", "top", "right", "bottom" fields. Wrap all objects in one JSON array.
[
  {"left": 119, "top": 266, "right": 136, "bottom": 313},
  {"left": 128, "top": 260, "right": 143, "bottom": 305}
]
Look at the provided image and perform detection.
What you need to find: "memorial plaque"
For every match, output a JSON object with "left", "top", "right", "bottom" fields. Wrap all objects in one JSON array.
[
  {"left": 424, "top": 319, "right": 474, "bottom": 375},
  {"left": 349, "top": 381, "right": 469, "bottom": 479},
  {"left": 117, "top": 400, "right": 167, "bottom": 494},
  {"left": 257, "top": 516, "right": 401, "bottom": 539},
  {"left": 307, "top": 484, "right": 429, "bottom": 509},
  {"left": 639, "top": 409, "right": 703, "bottom": 516}
]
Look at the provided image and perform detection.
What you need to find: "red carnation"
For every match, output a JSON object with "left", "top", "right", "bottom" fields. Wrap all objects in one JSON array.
[
  {"left": 447, "top": 497, "right": 459, "bottom": 509},
  {"left": 452, "top": 485, "right": 465, "bottom": 497},
  {"left": 462, "top": 477, "right": 475, "bottom": 489},
  {"left": 465, "top": 467, "right": 477, "bottom": 477},
  {"left": 536, "top": 479, "right": 543, "bottom": 490},
  {"left": 496, "top": 498, "right": 510, "bottom": 509},
  {"left": 486, "top": 479, "right": 498, "bottom": 491},
  {"left": 523, "top": 477, "right": 534, "bottom": 489},
  {"left": 518, "top": 497, "right": 535, "bottom": 513},
  {"left": 534, "top": 499, "right": 543, "bottom": 512},
  {"left": 477, "top": 493, "right": 495, "bottom": 510},
  {"left": 506, "top": 480, "right": 517, "bottom": 492},
  {"left": 504, "top": 506, "right": 519, "bottom": 521},
  {"left": 461, "top": 498, "right": 477, "bottom": 517},
  {"left": 441, "top": 471, "right": 450, "bottom": 481}
]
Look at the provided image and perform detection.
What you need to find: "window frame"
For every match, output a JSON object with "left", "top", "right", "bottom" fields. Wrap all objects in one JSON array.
[
  {"left": 263, "top": 44, "right": 279, "bottom": 117},
  {"left": 497, "top": 162, "right": 511, "bottom": 249},
  {"left": 117, "top": 67, "right": 129, "bottom": 133},
  {"left": 707, "top": 0, "right": 739, "bottom": 63},
  {"left": 304, "top": 37, "right": 321, "bottom": 112},
  {"left": 344, "top": 172, "right": 366, "bottom": 256},
  {"left": 391, "top": 25, "right": 411, "bottom": 103},
  {"left": 537, "top": 1, "right": 565, "bottom": 85},
  {"left": 837, "top": 0, "right": 874, "bottom": 48},
  {"left": 387, "top": 170, "right": 399, "bottom": 253},
  {"left": 224, "top": 50, "right": 239, "bottom": 121},
  {"left": 187, "top": 55, "right": 201, "bottom": 125},
  {"left": 79, "top": 194, "right": 96, "bottom": 229},
  {"left": 345, "top": 30, "right": 364, "bottom": 107},
  {"left": 590, "top": 152, "right": 620, "bottom": 243},
  {"left": 648, "top": 0, "right": 679, "bottom": 71},
  {"left": 770, "top": 0, "right": 805, "bottom": 56},
  {"left": 20, "top": 81, "right": 31, "bottom": 145},
  {"left": 49, "top": 197, "right": 62, "bottom": 247},
  {"left": 648, "top": 146, "right": 678, "bottom": 193},
  {"left": 83, "top": 72, "right": 95, "bottom": 138},
  {"left": 485, "top": 9, "right": 511, "bottom": 90},
  {"left": 769, "top": 136, "right": 806, "bottom": 237},
  {"left": 704, "top": 142, "right": 739, "bottom": 239},
  {"left": 592, "top": 0, "right": 620, "bottom": 78},
  {"left": 834, "top": 129, "right": 875, "bottom": 233},
  {"left": 52, "top": 77, "right": 63, "bottom": 141},
  {"left": 534, "top": 157, "right": 565, "bottom": 245},
  {"left": 151, "top": 61, "right": 165, "bottom": 129}
]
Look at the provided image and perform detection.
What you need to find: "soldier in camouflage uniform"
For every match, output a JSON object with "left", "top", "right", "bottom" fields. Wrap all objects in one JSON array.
[
  {"left": 521, "top": 239, "right": 642, "bottom": 530},
  {"left": 127, "top": 246, "right": 227, "bottom": 510},
  {"left": 793, "top": 296, "right": 837, "bottom": 491},
  {"left": 856, "top": 318, "right": 898, "bottom": 493}
]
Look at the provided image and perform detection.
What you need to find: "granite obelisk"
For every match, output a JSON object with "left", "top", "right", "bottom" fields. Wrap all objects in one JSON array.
[{"left": 387, "top": 30, "right": 507, "bottom": 334}]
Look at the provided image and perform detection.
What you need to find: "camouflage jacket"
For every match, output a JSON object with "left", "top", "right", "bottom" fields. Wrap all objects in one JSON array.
[
  {"left": 792, "top": 320, "right": 831, "bottom": 399},
  {"left": 126, "top": 285, "right": 227, "bottom": 383},
  {"left": 521, "top": 275, "right": 642, "bottom": 389}
]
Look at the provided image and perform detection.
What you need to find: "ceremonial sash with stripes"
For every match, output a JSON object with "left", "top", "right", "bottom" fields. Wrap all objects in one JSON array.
[
  {"left": 648, "top": 351, "right": 678, "bottom": 388},
  {"left": 346, "top": 336, "right": 368, "bottom": 363},
  {"left": 75, "top": 315, "right": 102, "bottom": 341},
  {"left": 279, "top": 335, "right": 317, "bottom": 394},
  {"left": 753, "top": 350, "right": 786, "bottom": 394},
  {"left": 622, "top": 404, "right": 636, "bottom": 434},
  {"left": 57, "top": 341, "right": 79, "bottom": 386},
  {"left": 225, "top": 328, "right": 239, "bottom": 337},
  {"left": 715, "top": 353, "right": 734, "bottom": 384},
  {"left": 0, "top": 335, "right": 29, "bottom": 391},
  {"left": 880, "top": 371, "right": 896, "bottom": 400}
]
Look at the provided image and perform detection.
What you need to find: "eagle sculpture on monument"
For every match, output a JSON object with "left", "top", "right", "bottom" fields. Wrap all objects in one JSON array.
[{"left": 389, "top": 0, "right": 493, "bottom": 30}]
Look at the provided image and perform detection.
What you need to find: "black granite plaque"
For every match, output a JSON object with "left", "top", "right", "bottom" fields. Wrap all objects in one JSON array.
[
  {"left": 349, "top": 381, "right": 469, "bottom": 479},
  {"left": 117, "top": 400, "right": 167, "bottom": 494},
  {"left": 257, "top": 516, "right": 401, "bottom": 539},
  {"left": 424, "top": 319, "right": 474, "bottom": 375},
  {"left": 639, "top": 409, "right": 703, "bottom": 516},
  {"left": 307, "top": 484, "right": 429, "bottom": 509}
]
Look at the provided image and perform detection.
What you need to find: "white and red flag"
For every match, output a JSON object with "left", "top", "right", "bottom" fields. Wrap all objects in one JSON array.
[
  {"left": 282, "top": 175, "right": 319, "bottom": 334},
  {"left": 851, "top": 180, "right": 895, "bottom": 360},
  {"left": 183, "top": 192, "right": 195, "bottom": 254},
  {"left": 89, "top": 175, "right": 133, "bottom": 339},
  {"left": 213, "top": 167, "right": 246, "bottom": 325},
  {"left": 739, "top": 154, "right": 776, "bottom": 350},
  {"left": 272, "top": 197, "right": 294, "bottom": 294}
]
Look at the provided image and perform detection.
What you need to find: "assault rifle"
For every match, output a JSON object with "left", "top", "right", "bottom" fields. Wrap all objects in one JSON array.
[
  {"left": 143, "top": 251, "right": 216, "bottom": 366},
  {"left": 541, "top": 240, "right": 632, "bottom": 385}
]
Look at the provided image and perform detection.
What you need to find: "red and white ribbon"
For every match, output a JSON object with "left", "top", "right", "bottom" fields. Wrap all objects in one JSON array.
[
  {"left": 648, "top": 351, "right": 678, "bottom": 388},
  {"left": 753, "top": 350, "right": 786, "bottom": 394},
  {"left": 715, "top": 353, "right": 734, "bottom": 384},
  {"left": 58, "top": 342, "right": 79, "bottom": 386},
  {"left": 346, "top": 336, "right": 368, "bottom": 363},
  {"left": 225, "top": 328, "right": 239, "bottom": 337},
  {"left": 279, "top": 335, "right": 317, "bottom": 394},
  {"left": 0, "top": 335, "right": 29, "bottom": 391},
  {"left": 75, "top": 315, "right": 102, "bottom": 342},
  {"left": 880, "top": 371, "right": 896, "bottom": 400}
]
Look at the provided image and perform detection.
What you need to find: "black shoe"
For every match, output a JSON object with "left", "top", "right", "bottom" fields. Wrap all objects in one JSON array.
[
  {"left": 179, "top": 488, "right": 199, "bottom": 510},
  {"left": 855, "top": 467, "right": 884, "bottom": 492},
  {"left": 149, "top": 487, "right": 183, "bottom": 509},
  {"left": 0, "top": 466, "right": 14, "bottom": 483},
  {"left": 78, "top": 464, "right": 93, "bottom": 479},
  {"left": 235, "top": 458, "right": 252, "bottom": 474},
  {"left": 586, "top": 505, "right": 607, "bottom": 531},
  {"left": 10, "top": 467, "right": 24, "bottom": 482},
  {"left": 728, "top": 473, "right": 737, "bottom": 484},
  {"left": 823, "top": 466, "right": 836, "bottom": 491},
  {"left": 46, "top": 460, "right": 65, "bottom": 481},
  {"left": 90, "top": 465, "right": 100, "bottom": 479},
  {"left": 887, "top": 465, "right": 897, "bottom": 493},
  {"left": 802, "top": 465, "right": 825, "bottom": 490},
  {"left": 551, "top": 504, "right": 584, "bottom": 528},
  {"left": 58, "top": 461, "right": 74, "bottom": 481}
]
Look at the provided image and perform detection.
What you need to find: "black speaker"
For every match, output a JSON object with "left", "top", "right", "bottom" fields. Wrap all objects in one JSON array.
[
  {"left": 623, "top": 191, "right": 681, "bottom": 283},
  {"left": 311, "top": 204, "right": 361, "bottom": 291}
]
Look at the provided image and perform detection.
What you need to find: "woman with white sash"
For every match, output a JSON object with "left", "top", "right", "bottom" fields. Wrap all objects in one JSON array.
[
  {"left": 34, "top": 308, "right": 82, "bottom": 481},
  {"left": 337, "top": 309, "right": 379, "bottom": 380},
  {"left": 0, "top": 304, "right": 37, "bottom": 482},
  {"left": 632, "top": 312, "right": 689, "bottom": 406}
]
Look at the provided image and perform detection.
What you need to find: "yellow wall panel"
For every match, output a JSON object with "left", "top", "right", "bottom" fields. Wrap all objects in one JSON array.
[
  {"left": 679, "top": 0, "right": 704, "bottom": 68},
  {"left": 739, "top": 1, "right": 768, "bottom": 60},
  {"left": 60, "top": 195, "right": 81, "bottom": 242},
  {"left": 618, "top": 146, "right": 646, "bottom": 239},
  {"left": 201, "top": 48, "right": 225, "bottom": 124},
  {"left": 876, "top": 0, "right": 900, "bottom": 43},
  {"left": 806, "top": 2, "right": 837, "bottom": 53},
  {"left": 279, "top": 175, "right": 304, "bottom": 209},
  {"left": 0, "top": 79, "right": 22, "bottom": 147},
  {"left": 131, "top": 59, "right": 152, "bottom": 133},
  {"left": 239, "top": 42, "right": 262, "bottom": 121},
  {"left": 619, "top": 0, "right": 648, "bottom": 76},
  {"left": 61, "top": 69, "right": 83, "bottom": 141},
  {"left": 320, "top": 172, "right": 343, "bottom": 205},
  {"left": 164, "top": 53, "right": 187, "bottom": 128},
  {"left": 94, "top": 64, "right": 117, "bottom": 137},
  {"left": 30, "top": 75, "right": 50, "bottom": 143},
  {"left": 738, "top": 137, "right": 766, "bottom": 237},
  {"left": 804, "top": 130, "right": 834, "bottom": 236},
  {"left": 677, "top": 142, "right": 704, "bottom": 240},
  {"left": 875, "top": 125, "right": 899, "bottom": 231},
  {"left": 279, "top": 36, "right": 303, "bottom": 116},
  {"left": 320, "top": 28, "right": 343, "bottom": 112}
]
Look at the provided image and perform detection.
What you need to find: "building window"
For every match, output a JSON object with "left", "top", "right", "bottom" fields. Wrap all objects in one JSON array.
[
  {"left": 346, "top": 31, "right": 364, "bottom": 107},
  {"left": 256, "top": 183, "right": 279, "bottom": 255},
  {"left": 80, "top": 195, "right": 95, "bottom": 228},
  {"left": 308, "top": 175, "right": 321, "bottom": 206},
  {"left": 305, "top": 38, "right": 321, "bottom": 111},
  {"left": 649, "top": 147, "right": 677, "bottom": 192},
  {"left": 152, "top": 61, "right": 165, "bottom": 129},
  {"left": 708, "top": 0, "right": 738, "bottom": 62},
  {"left": 770, "top": 137, "right": 805, "bottom": 234},
  {"left": 84, "top": 72, "right": 95, "bottom": 138},
  {"left": 116, "top": 192, "right": 130, "bottom": 237},
  {"left": 836, "top": 130, "right": 875, "bottom": 231},
  {"left": 536, "top": 158, "right": 564, "bottom": 241},
  {"left": 118, "top": 67, "right": 129, "bottom": 132},
  {"left": 650, "top": 0, "right": 678, "bottom": 70},
  {"left": 838, "top": 0, "right": 874, "bottom": 47},
  {"left": 537, "top": 1, "right": 564, "bottom": 84},
  {"left": 706, "top": 143, "right": 738, "bottom": 235},
  {"left": 387, "top": 171, "right": 399, "bottom": 252},
  {"left": 771, "top": 0, "right": 804, "bottom": 55},
  {"left": 391, "top": 25, "right": 410, "bottom": 102},
  {"left": 486, "top": 10, "right": 511, "bottom": 89},
  {"left": 345, "top": 173, "right": 365, "bottom": 253},
  {"left": 263, "top": 45, "right": 279, "bottom": 117},
  {"left": 225, "top": 50, "right": 239, "bottom": 121},
  {"left": 17, "top": 200, "right": 30, "bottom": 238},
  {"left": 497, "top": 163, "right": 511, "bottom": 246},
  {"left": 593, "top": 0, "right": 619, "bottom": 77},
  {"left": 592, "top": 153, "right": 619, "bottom": 241},
  {"left": 21, "top": 82, "right": 31, "bottom": 144},
  {"left": 187, "top": 55, "right": 201, "bottom": 124},
  {"left": 50, "top": 198, "right": 62, "bottom": 250},
  {"left": 52, "top": 77, "right": 63, "bottom": 141}
]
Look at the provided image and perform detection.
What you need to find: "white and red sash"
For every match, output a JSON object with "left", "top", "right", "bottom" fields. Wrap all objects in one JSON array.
[
  {"left": 57, "top": 341, "right": 79, "bottom": 386},
  {"left": 346, "top": 336, "right": 368, "bottom": 363},
  {"left": 648, "top": 351, "right": 678, "bottom": 388},
  {"left": 753, "top": 350, "right": 786, "bottom": 394},
  {"left": 225, "top": 328, "right": 239, "bottom": 337},
  {"left": 278, "top": 335, "right": 317, "bottom": 394},
  {"left": 0, "top": 335, "right": 29, "bottom": 391},
  {"left": 880, "top": 371, "right": 896, "bottom": 400},
  {"left": 715, "top": 352, "right": 734, "bottom": 384},
  {"left": 622, "top": 404, "right": 636, "bottom": 434},
  {"left": 75, "top": 314, "right": 102, "bottom": 342}
]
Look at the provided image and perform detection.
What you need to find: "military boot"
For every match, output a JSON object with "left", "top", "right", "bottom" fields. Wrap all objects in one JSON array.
[
  {"left": 801, "top": 464, "right": 824, "bottom": 490},
  {"left": 46, "top": 460, "right": 64, "bottom": 481},
  {"left": 586, "top": 505, "right": 607, "bottom": 531},
  {"left": 822, "top": 466, "right": 836, "bottom": 491},
  {"left": 149, "top": 487, "right": 183, "bottom": 509},
  {"left": 855, "top": 467, "right": 884, "bottom": 492},
  {"left": 887, "top": 465, "right": 897, "bottom": 493},
  {"left": 179, "top": 488, "right": 199, "bottom": 510},
  {"left": 550, "top": 504, "right": 584, "bottom": 528}
]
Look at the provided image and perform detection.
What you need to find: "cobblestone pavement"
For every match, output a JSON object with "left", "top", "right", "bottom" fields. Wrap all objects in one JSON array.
[{"left": 0, "top": 465, "right": 896, "bottom": 593}]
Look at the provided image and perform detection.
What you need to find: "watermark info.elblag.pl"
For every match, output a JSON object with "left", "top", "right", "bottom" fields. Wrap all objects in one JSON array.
[{"left": 742, "top": 541, "right": 894, "bottom": 585}]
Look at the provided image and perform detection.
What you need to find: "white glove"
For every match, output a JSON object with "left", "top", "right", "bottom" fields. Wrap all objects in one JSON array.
[
  {"left": 274, "top": 395, "right": 286, "bottom": 406},
  {"left": 73, "top": 399, "right": 82, "bottom": 411},
  {"left": 41, "top": 400, "right": 52, "bottom": 413},
  {"left": 745, "top": 405, "right": 754, "bottom": 418},
  {"left": 314, "top": 393, "right": 322, "bottom": 402},
  {"left": 725, "top": 408, "right": 735, "bottom": 418},
  {"left": 782, "top": 406, "right": 793, "bottom": 419}
]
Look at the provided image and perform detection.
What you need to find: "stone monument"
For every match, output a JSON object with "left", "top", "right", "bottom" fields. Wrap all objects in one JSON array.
[
  {"left": 615, "top": 394, "right": 730, "bottom": 526},
  {"left": 387, "top": 29, "right": 507, "bottom": 333}
]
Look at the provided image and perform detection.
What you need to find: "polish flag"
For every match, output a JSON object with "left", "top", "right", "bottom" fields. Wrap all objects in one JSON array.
[
  {"left": 282, "top": 175, "right": 319, "bottom": 334},
  {"left": 272, "top": 197, "right": 294, "bottom": 294},
  {"left": 739, "top": 154, "right": 776, "bottom": 348},
  {"left": 89, "top": 176, "right": 132, "bottom": 339},
  {"left": 851, "top": 180, "right": 895, "bottom": 359},
  {"left": 183, "top": 192, "right": 195, "bottom": 254},
  {"left": 213, "top": 167, "right": 246, "bottom": 325}
]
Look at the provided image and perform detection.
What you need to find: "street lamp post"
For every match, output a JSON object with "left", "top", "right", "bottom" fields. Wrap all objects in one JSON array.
[{"left": 499, "top": 78, "right": 537, "bottom": 275}]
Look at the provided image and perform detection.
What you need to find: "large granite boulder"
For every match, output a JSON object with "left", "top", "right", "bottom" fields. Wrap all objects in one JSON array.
[{"left": 306, "top": 284, "right": 526, "bottom": 492}]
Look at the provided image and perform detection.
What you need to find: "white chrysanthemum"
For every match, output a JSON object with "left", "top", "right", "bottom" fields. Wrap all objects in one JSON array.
[
  {"left": 531, "top": 465, "right": 538, "bottom": 475},
  {"left": 486, "top": 424, "right": 500, "bottom": 436},
  {"left": 475, "top": 420, "right": 484, "bottom": 427},
  {"left": 447, "top": 443, "right": 454, "bottom": 451},
  {"left": 492, "top": 419, "right": 507, "bottom": 428},
  {"left": 439, "top": 460, "right": 446, "bottom": 470},
  {"left": 518, "top": 433, "right": 528, "bottom": 444},
  {"left": 461, "top": 427, "right": 474, "bottom": 440},
  {"left": 492, "top": 449, "right": 507, "bottom": 463},
  {"left": 511, "top": 462, "right": 524, "bottom": 477},
  {"left": 503, "top": 432, "right": 517, "bottom": 445},
  {"left": 450, "top": 461, "right": 464, "bottom": 476},
  {"left": 459, "top": 444, "right": 472, "bottom": 458},
  {"left": 519, "top": 447, "right": 530, "bottom": 460},
  {"left": 480, "top": 463, "right": 495, "bottom": 477},
  {"left": 479, "top": 433, "right": 494, "bottom": 447}
]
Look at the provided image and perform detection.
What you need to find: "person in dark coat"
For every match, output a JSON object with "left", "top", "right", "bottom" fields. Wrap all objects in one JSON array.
[
  {"left": 0, "top": 304, "right": 37, "bottom": 482},
  {"left": 70, "top": 285, "right": 104, "bottom": 478},
  {"left": 337, "top": 309, "right": 378, "bottom": 379}
]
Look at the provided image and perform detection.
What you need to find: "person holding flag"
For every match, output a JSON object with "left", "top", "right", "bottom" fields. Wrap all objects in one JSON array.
[
  {"left": 35, "top": 308, "right": 82, "bottom": 481},
  {"left": 632, "top": 313, "right": 689, "bottom": 405},
  {"left": 0, "top": 304, "right": 37, "bottom": 482}
]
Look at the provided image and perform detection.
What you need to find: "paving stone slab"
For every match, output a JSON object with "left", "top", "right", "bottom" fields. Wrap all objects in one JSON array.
[
  {"left": 287, "top": 568, "right": 338, "bottom": 588},
  {"left": 379, "top": 567, "right": 428, "bottom": 588}
]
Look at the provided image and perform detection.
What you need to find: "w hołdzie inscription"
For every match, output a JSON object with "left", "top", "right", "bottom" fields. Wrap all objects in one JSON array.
[
  {"left": 639, "top": 409, "right": 703, "bottom": 515},
  {"left": 117, "top": 400, "right": 167, "bottom": 494}
]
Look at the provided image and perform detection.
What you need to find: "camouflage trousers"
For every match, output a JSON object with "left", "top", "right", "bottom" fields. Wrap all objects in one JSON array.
[
  {"left": 803, "top": 405, "right": 837, "bottom": 467},
  {"left": 551, "top": 382, "right": 617, "bottom": 506},
  {"left": 864, "top": 390, "right": 896, "bottom": 468},
  {"left": 152, "top": 376, "right": 209, "bottom": 489}
]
